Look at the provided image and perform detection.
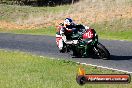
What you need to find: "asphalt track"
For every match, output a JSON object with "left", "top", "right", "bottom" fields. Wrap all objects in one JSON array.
[{"left": 0, "top": 33, "right": 132, "bottom": 73}]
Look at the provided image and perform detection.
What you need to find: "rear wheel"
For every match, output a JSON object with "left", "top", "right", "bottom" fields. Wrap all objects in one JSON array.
[
  {"left": 59, "top": 48, "right": 66, "bottom": 53},
  {"left": 94, "top": 43, "right": 110, "bottom": 59},
  {"left": 47, "top": 0, "right": 55, "bottom": 6},
  {"left": 59, "top": 43, "right": 67, "bottom": 53}
]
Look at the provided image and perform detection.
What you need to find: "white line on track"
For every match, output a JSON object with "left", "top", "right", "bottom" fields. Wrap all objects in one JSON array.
[
  {"left": 39, "top": 55, "right": 132, "bottom": 74},
  {"left": 77, "top": 62, "right": 132, "bottom": 74}
]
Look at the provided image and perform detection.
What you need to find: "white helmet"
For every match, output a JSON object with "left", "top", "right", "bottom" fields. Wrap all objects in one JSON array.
[{"left": 64, "top": 18, "right": 73, "bottom": 26}]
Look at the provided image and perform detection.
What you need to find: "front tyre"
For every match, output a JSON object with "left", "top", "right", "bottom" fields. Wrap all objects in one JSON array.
[{"left": 94, "top": 43, "right": 110, "bottom": 60}]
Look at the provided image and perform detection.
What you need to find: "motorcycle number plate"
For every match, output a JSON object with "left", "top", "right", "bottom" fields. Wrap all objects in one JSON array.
[{"left": 83, "top": 30, "right": 94, "bottom": 39}]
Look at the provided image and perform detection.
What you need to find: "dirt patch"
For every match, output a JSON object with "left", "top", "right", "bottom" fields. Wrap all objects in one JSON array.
[
  {"left": 0, "top": 0, "right": 132, "bottom": 30},
  {"left": 0, "top": 21, "right": 37, "bottom": 30},
  {"left": 65, "top": 6, "right": 132, "bottom": 24}
]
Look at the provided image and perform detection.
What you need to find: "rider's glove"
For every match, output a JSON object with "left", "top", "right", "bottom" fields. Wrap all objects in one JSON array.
[
  {"left": 85, "top": 26, "right": 90, "bottom": 30},
  {"left": 72, "top": 28, "right": 76, "bottom": 31},
  {"left": 60, "top": 28, "right": 64, "bottom": 35},
  {"left": 66, "top": 28, "right": 72, "bottom": 32}
]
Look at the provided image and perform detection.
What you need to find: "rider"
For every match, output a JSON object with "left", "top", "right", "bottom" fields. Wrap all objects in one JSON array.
[
  {"left": 58, "top": 18, "right": 90, "bottom": 54},
  {"left": 57, "top": 18, "right": 77, "bottom": 52},
  {"left": 60, "top": 18, "right": 77, "bottom": 40}
]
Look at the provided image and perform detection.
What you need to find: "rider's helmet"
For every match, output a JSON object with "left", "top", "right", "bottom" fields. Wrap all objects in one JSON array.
[{"left": 64, "top": 18, "right": 73, "bottom": 26}]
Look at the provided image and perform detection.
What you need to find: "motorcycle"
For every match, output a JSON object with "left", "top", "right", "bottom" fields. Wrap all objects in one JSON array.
[{"left": 56, "top": 24, "right": 110, "bottom": 59}]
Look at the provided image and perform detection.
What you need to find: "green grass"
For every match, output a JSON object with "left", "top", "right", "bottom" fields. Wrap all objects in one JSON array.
[
  {"left": 0, "top": 4, "right": 69, "bottom": 22},
  {"left": 0, "top": 28, "right": 132, "bottom": 41},
  {"left": 0, "top": 26, "right": 56, "bottom": 36},
  {"left": 91, "top": 18, "right": 132, "bottom": 41},
  {"left": 0, "top": 19, "right": 132, "bottom": 41},
  {"left": 0, "top": 49, "right": 132, "bottom": 88},
  {"left": 96, "top": 30, "right": 132, "bottom": 41},
  {"left": 0, "top": 2, "right": 132, "bottom": 41}
]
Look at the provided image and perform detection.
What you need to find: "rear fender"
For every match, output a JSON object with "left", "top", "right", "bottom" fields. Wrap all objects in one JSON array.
[{"left": 56, "top": 34, "right": 62, "bottom": 47}]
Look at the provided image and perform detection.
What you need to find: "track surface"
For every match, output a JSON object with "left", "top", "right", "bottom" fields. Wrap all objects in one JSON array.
[{"left": 0, "top": 33, "right": 132, "bottom": 72}]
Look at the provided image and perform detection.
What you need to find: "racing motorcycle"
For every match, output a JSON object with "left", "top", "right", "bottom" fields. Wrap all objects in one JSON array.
[{"left": 56, "top": 24, "right": 110, "bottom": 59}]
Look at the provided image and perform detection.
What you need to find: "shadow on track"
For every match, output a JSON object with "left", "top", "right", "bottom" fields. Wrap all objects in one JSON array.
[
  {"left": 109, "top": 55, "right": 132, "bottom": 60},
  {"left": 72, "top": 55, "right": 132, "bottom": 61}
]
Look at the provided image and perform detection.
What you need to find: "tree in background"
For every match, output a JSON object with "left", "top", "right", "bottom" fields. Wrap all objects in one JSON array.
[{"left": 0, "top": 0, "right": 79, "bottom": 6}]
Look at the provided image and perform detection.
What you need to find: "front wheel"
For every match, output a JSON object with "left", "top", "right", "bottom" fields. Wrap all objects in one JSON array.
[{"left": 93, "top": 43, "right": 110, "bottom": 60}]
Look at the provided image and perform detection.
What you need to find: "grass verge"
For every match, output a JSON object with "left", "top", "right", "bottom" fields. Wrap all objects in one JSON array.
[
  {"left": 0, "top": 49, "right": 132, "bottom": 88},
  {"left": 0, "top": 26, "right": 56, "bottom": 36},
  {"left": 0, "top": 1, "right": 132, "bottom": 41},
  {"left": 91, "top": 18, "right": 132, "bottom": 41},
  {"left": 0, "top": 4, "right": 69, "bottom": 22},
  {"left": 0, "top": 23, "right": 132, "bottom": 41}
]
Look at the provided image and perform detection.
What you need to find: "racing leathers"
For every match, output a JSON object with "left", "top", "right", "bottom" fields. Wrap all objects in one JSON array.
[{"left": 57, "top": 23, "right": 89, "bottom": 52}]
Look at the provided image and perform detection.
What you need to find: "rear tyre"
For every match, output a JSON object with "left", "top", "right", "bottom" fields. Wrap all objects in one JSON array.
[
  {"left": 47, "top": 0, "right": 55, "bottom": 6},
  {"left": 94, "top": 43, "right": 110, "bottom": 60},
  {"left": 59, "top": 45, "right": 67, "bottom": 53},
  {"left": 59, "top": 49, "right": 66, "bottom": 53}
]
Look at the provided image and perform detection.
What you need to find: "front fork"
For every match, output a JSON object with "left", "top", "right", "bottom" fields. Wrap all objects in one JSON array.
[
  {"left": 83, "top": 38, "right": 98, "bottom": 57},
  {"left": 73, "top": 38, "right": 98, "bottom": 57},
  {"left": 75, "top": 41, "right": 89, "bottom": 57}
]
